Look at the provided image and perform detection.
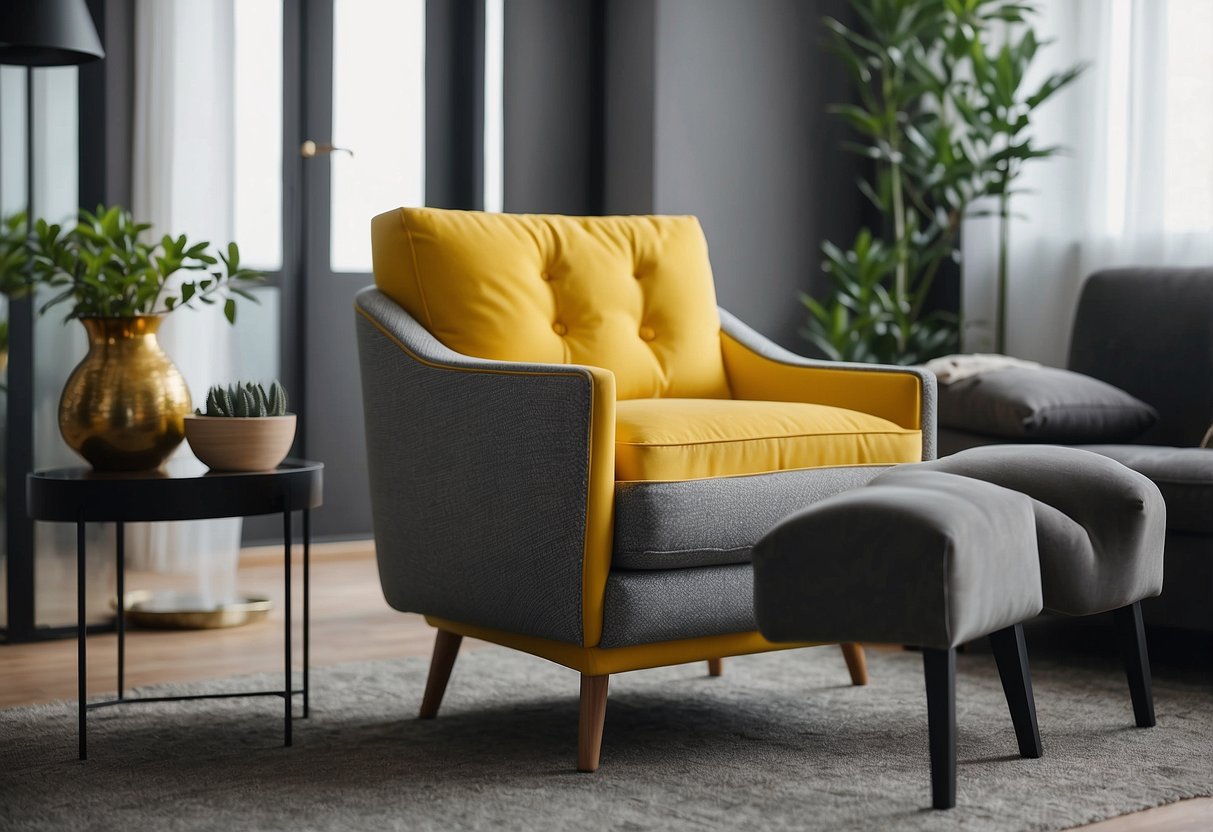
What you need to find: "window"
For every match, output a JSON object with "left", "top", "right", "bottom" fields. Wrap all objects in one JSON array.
[
  {"left": 483, "top": 0, "right": 504, "bottom": 213},
  {"left": 330, "top": 0, "right": 426, "bottom": 272},
  {"left": 233, "top": 0, "right": 284, "bottom": 272},
  {"left": 1162, "top": 0, "right": 1213, "bottom": 233}
]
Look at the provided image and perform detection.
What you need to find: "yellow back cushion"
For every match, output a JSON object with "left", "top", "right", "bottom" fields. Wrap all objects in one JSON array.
[{"left": 371, "top": 207, "right": 731, "bottom": 400}]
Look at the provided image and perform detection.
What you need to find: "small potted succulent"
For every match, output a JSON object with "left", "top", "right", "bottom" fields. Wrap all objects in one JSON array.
[{"left": 185, "top": 380, "right": 296, "bottom": 471}]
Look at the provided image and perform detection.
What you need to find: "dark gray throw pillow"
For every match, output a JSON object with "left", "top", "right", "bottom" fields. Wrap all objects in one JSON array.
[{"left": 937, "top": 366, "right": 1158, "bottom": 442}]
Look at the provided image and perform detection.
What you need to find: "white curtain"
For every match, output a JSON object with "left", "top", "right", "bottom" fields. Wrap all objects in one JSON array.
[
  {"left": 128, "top": 0, "right": 242, "bottom": 605},
  {"left": 962, "top": 0, "right": 1213, "bottom": 365}
]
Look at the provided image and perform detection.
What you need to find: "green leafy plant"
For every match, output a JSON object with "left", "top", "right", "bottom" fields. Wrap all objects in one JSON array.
[
  {"left": 803, "top": 229, "right": 956, "bottom": 364},
  {"left": 0, "top": 212, "right": 33, "bottom": 299},
  {"left": 2, "top": 212, "right": 31, "bottom": 396},
  {"left": 29, "top": 205, "right": 263, "bottom": 323},
  {"left": 959, "top": 14, "right": 1084, "bottom": 352},
  {"left": 803, "top": 0, "right": 1083, "bottom": 362},
  {"left": 197, "top": 380, "right": 289, "bottom": 417}
]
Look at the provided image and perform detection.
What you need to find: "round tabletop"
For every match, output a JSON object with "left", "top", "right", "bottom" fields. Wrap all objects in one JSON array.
[{"left": 27, "top": 458, "right": 323, "bottom": 523}]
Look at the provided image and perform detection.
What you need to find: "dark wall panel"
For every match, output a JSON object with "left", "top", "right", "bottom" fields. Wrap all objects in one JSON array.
[
  {"left": 502, "top": 0, "right": 597, "bottom": 214},
  {"left": 602, "top": 0, "right": 655, "bottom": 215},
  {"left": 426, "top": 0, "right": 485, "bottom": 209}
]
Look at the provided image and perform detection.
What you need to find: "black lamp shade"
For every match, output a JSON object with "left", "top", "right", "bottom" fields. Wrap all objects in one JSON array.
[{"left": 0, "top": 0, "right": 105, "bottom": 66}]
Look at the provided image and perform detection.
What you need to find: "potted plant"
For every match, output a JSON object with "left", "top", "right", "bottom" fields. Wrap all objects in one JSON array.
[
  {"left": 185, "top": 380, "right": 296, "bottom": 471},
  {"left": 27, "top": 205, "right": 263, "bottom": 471}
]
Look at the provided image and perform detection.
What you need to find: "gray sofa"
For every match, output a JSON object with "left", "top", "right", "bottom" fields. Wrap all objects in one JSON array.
[{"left": 941, "top": 268, "right": 1213, "bottom": 631}]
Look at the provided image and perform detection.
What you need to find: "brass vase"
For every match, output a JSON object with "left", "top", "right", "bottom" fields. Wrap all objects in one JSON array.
[{"left": 59, "top": 316, "right": 192, "bottom": 471}]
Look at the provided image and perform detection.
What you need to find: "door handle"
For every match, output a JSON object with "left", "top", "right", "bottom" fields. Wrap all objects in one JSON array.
[{"left": 300, "top": 140, "right": 354, "bottom": 159}]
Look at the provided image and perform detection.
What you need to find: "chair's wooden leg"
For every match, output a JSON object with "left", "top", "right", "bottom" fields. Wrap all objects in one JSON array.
[
  {"left": 707, "top": 658, "right": 724, "bottom": 677},
  {"left": 1112, "top": 602, "right": 1156, "bottom": 728},
  {"left": 923, "top": 647, "right": 957, "bottom": 810},
  {"left": 577, "top": 674, "right": 610, "bottom": 772},
  {"left": 841, "top": 642, "right": 868, "bottom": 686},
  {"left": 989, "top": 623, "right": 1042, "bottom": 758},
  {"left": 419, "top": 629, "right": 462, "bottom": 719}
]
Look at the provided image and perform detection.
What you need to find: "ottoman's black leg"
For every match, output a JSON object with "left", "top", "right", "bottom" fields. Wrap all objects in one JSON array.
[
  {"left": 923, "top": 647, "right": 956, "bottom": 810},
  {"left": 1112, "top": 602, "right": 1155, "bottom": 728},
  {"left": 989, "top": 624, "right": 1042, "bottom": 758}
]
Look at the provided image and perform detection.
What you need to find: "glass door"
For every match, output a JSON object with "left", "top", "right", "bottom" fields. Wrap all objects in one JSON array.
[{"left": 299, "top": 0, "right": 426, "bottom": 538}]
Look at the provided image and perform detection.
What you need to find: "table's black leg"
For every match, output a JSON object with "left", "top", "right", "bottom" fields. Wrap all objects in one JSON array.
[
  {"left": 303, "top": 508, "right": 310, "bottom": 719},
  {"left": 923, "top": 647, "right": 956, "bottom": 810},
  {"left": 77, "top": 516, "right": 87, "bottom": 761},
  {"left": 116, "top": 521, "right": 125, "bottom": 700},
  {"left": 283, "top": 506, "right": 292, "bottom": 747}
]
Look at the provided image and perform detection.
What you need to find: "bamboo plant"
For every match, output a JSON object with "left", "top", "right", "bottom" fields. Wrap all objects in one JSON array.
[{"left": 803, "top": 0, "right": 1082, "bottom": 363}]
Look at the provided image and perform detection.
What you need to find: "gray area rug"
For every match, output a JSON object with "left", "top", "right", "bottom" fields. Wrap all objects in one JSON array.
[{"left": 1, "top": 642, "right": 1210, "bottom": 832}]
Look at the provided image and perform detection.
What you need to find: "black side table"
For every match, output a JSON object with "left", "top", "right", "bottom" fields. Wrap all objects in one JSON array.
[{"left": 27, "top": 458, "right": 323, "bottom": 760}]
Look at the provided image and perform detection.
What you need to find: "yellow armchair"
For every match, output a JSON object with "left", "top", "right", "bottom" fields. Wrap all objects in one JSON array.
[{"left": 357, "top": 207, "right": 935, "bottom": 771}]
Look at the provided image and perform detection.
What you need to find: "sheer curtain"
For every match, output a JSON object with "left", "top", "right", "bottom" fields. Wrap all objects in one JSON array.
[
  {"left": 961, "top": 0, "right": 1213, "bottom": 365},
  {"left": 127, "top": 0, "right": 242, "bottom": 604}
]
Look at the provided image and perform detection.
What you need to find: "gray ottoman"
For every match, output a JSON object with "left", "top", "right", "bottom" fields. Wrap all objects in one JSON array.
[
  {"left": 912, "top": 445, "right": 1167, "bottom": 727},
  {"left": 753, "top": 471, "right": 1045, "bottom": 810}
]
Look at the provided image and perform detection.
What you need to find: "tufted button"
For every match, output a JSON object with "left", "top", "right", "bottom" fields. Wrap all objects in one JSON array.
[
  {"left": 541, "top": 271, "right": 553, "bottom": 281},
  {"left": 639, "top": 326, "right": 656, "bottom": 342},
  {"left": 633, "top": 269, "right": 643, "bottom": 280},
  {"left": 552, "top": 321, "right": 568, "bottom": 336}
]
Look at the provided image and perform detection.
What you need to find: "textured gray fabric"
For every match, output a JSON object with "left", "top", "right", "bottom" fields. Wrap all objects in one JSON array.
[
  {"left": 4, "top": 647, "right": 1212, "bottom": 832},
  {"left": 754, "top": 471, "right": 1043, "bottom": 649},
  {"left": 935, "top": 436, "right": 1210, "bottom": 630},
  {"left": 599, "top": 564, "right": 756, "bottom": 647},
  {"left": 937, "top": 367, "right": 1157, "bottom": 442},
  {"left": 1069, "top": 268, "right": 1213, "bottom": 447},
  {"left": 717, "top": 308, "right": 938, "bottom": 461},
  {"left": 914, "top": 446, "right": 1167, "bottom": 616},
  {"left": 1077, "top": 444, "right": 1213, "bottom": 535},
  {"left": 613, "top": 466, "right": 888, "bottom": 569},
  {"left": 355, "top": 288, "right": 594, "bottom": 644}
]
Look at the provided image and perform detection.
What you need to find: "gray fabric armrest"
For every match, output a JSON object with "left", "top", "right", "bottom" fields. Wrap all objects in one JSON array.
[
  {"left": 355, "top": 288, "right": 609, "bottom": 645},
  {"left": 718, "top": 308, "right": 938, "bottom": 460}
]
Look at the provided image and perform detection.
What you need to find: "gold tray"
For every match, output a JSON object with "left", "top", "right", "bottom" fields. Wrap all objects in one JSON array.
[{"left": 114, "top": 590, "right": 273, "bottom": 630}]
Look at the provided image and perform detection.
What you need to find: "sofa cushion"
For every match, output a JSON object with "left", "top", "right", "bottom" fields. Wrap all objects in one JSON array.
[
  {"left": 1079, "top": 445, "right": 1213, "bottom": 535},
  {"left": 614, "top": 398, "right": 921, "bottom": 482},
  {"left": 938, "top": 366, "right": 1157, "bottom": 442},
  {"left": 613, "top": 465, "right": 889, "bottom": 569},
  {"left": 370, "top": 207, "right": 731, "bottom": 401}
]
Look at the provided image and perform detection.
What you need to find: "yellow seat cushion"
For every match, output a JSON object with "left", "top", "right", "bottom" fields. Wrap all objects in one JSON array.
[
  {"left": 371, "top": 207, "right": 732, "bottom": 401},
  {"left": 615, "top": 398, "right": 922, "bottom": 481}
]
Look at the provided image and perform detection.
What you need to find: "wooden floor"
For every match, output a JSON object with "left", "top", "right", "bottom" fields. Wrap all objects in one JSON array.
[{"left": 1, "top": 544, "right": 1208, "bottom": 831}]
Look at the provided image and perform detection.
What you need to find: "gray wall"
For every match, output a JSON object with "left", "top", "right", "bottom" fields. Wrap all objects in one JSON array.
[
  {"left": 648, "top": 0, "right": 860, "bottom": 350},
  {"left": 504, "top": 0, "right": 862, "bottom": 351}
]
